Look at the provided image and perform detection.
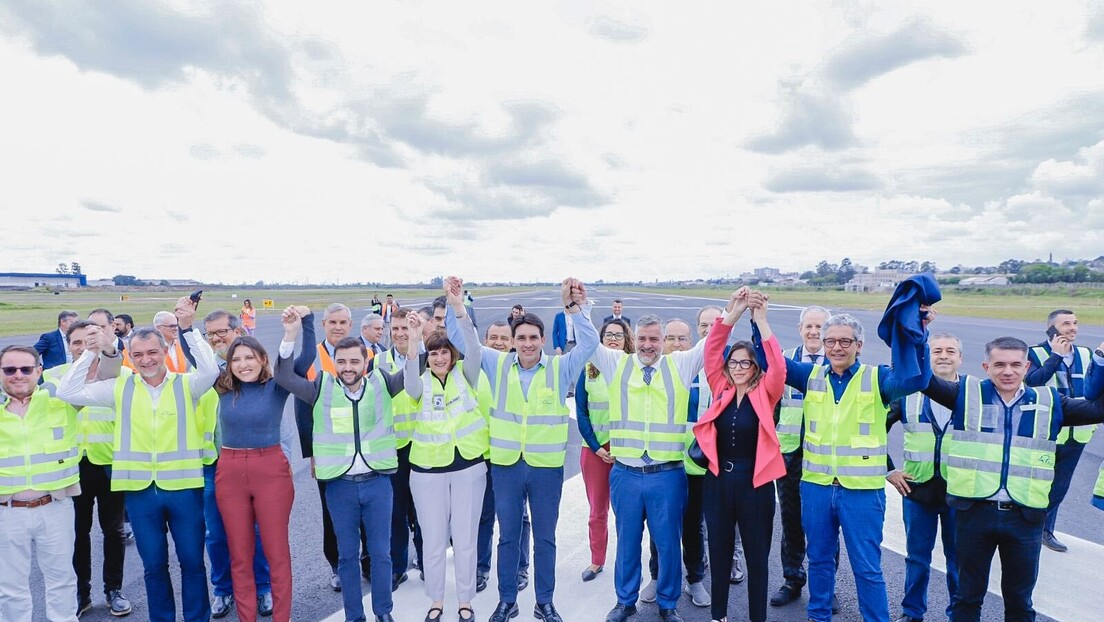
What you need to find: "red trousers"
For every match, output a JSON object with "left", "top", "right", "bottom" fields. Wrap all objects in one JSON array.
[
  {"left": 215, "top": 446, "right": 294, "bottom": 622},
  {"left": 580, "top": 445, "right": 613, "bottom": 566}
]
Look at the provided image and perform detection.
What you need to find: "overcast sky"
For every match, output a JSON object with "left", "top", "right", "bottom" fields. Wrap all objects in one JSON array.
[{"left": 3, "top": 1, "right": 1103, "bottom": 285}]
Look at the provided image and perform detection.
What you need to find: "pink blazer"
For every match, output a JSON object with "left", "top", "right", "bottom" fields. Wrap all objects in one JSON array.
[{"left": 692, "top": 318, "right": 786, "bottom": 488}]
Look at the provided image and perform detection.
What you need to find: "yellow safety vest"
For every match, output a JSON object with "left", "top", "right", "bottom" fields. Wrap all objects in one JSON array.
[
  {"left": 312, "top": 372, "right": 397, "bottom": 480},
  {"left": 776, "top": 348, "right": 805, "bottom": 454},
  {"left": 111, "top": 374, "right": 211, "bottom": 492},
  {"left": 196, "top": 390, "right": 220, "bottom": 465},
  {"left": 43, "top": 364, "right": 124, "bottom": 466},
  {"left": 683, "top": 370, "right": 709, "bottom": 476},
  {"left": 801, "top": 364, "right": 888, "bottom": 489},
  {"left": 1093, "top": 463, "right": 1104, "bottom": 511},
  {"left": 943, "top": 380, "right": 1057, "bottom": 509},
  {"left": 488, "top": 355, "right": 569, "bottom": 468},
  {"left": 1030, "top": 346, "right": 1096, "bottom": 444},
  {"left": 0, "top": 388, "right": 80, "bottom": 495},
  {"left": 608, "top": 356, "right": 690, "bottom": 464},
  {"left": 409, "top": 362, "right": 489, "bottom": 468},
  {"left": 899, "top": 392, "right": 952, "bottom": 484},
  {"left": 583, "top": 372, "right": 611, "bottom": 447},
  {"left": 373, "top": 349, "right": 419, "bottom": 449}
]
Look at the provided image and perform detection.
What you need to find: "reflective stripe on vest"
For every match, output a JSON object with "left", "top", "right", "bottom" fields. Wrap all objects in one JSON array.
[
  {"left": 312, "top": 372, "right": 397, "bottom": 479},
  {"left": 775, "top": 348, "right": 805, "bottom": 454},
  {"left": 900, "top": 392, "right": 943, "bottom": 483},
  {"left": 584, "top": 374, "right": 611, "bottom": 447},
  {"left": 409, "top": 362, "right": 489, "bottom": 468},
  {"left": 112, "top": 374, "right": 207, "bottom": 491},
  {"left": 374, "top": 349, "right": 419, "bottom": 448},
  {"left": 1031, "top": 345, "right": 1096, "bottom": 444},
  {"left": 608, "top": 356, "right": 689, "bottom": 463},
  {"left": 944, "top": 379, "right": 1056, "bottom": 508},
  {"left": 0, "top": 389, "right": 81, "bottom": 494},
  {"left": 801, "top": 364, "right": 888, "bottom": 489},
  {"left": 489, "top": 355, "right": 569, "bottom": 467}
]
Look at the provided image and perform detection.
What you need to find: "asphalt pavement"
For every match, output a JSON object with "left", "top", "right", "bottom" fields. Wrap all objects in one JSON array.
[{"left": 13, "top": 286, "right": 1104, "bottom": 621}]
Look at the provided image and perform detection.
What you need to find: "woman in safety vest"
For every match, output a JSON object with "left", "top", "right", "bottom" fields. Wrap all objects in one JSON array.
[
  {"left": 240, "top": 299, "right": 257, "bottom": 336},
  {"left": 692, "top": 289, "right": 787, "bottom": 622},
  {"left": 402, "top": 278, "right": 487, "bottom": 622},
  {"left": 575, "top": 318, "right": 634, "bottom": 582},
  {"left": 212, "top": 334, "right": 299, "bottom": 621}
]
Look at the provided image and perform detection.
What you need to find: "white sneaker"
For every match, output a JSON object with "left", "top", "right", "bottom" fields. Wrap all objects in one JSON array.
[
  {"left": 640, "top": 579, "right": 658, "bottom": 603},
  {"left": 686, "top": 581, "right": 711, "bottom": 607}
]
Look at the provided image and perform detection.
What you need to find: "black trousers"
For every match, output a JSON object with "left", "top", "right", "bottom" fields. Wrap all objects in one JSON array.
[
  {"left": 73, "top": 458, "right": 126, "bottom": 599},
  {"left": 703, "top": 460, "right": 775, "bottom": 622},
  {"left": 952, "top": 502, "right": 1043, "bottom": 622},
  {"left": 647, "top": 472, "right": 706, "bottom": 583},
  {"left": 776, "top": 450, "right": 806, "bottom": 586}
]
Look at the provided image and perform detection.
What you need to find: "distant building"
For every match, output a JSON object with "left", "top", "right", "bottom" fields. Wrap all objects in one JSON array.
[
  {"left": 959, "top": 276, "right": 1010, "bottom": 287},
  {"left": 86, "top": 279, "right": 115, "bottom": 287},
  {"left": 0, "top": 272, "right": 86, "bottom": 288},
  {"left": 754, "top": 267, "right": 781, "bottom": 279},
  {"left": 845, "top": 270, "right": 908, "bottom": 293}
]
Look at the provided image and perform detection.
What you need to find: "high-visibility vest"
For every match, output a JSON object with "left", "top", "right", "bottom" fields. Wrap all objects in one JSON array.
[
  {"left": 900, "top": 391, "right": 953, "bottom": 484},
  {"left": 111, "top": 374, "right": 211, "bottom": 492},
  {"left": 583, "top": 373, "right": 611, "bottom": 447},
  {"left": 1093, "top": 463, "right": 1104, "bottom": 511},
  {"left": 373, "top": 349, "right": 419, "bottom": 449},
  {"left": 1030, "top": 345, "right": 1096, "bottom": 444},
  {"left": 165, "top": 341, "right": 191, "bottom": 374},
  {"left": 683, "top": 370, "right": 709, "bottom": 476},
  {"left": 306, "top": 342, "right": 374, "bottom": 379},
  {"left": 488, "top": 355, "right": 569, "bottom": 468},
  {"left": 0, "top": 388, "right": 80, "bottom": 495},
  {"left": 801, "top": 364, "right": 888, "bottom": 489},
  {"left": 608, "top": 356, "right": 690, "bottom": 464},
  {"left": 311, "top": 372, "right": 397, "bottom": 480},
  {"left": 776, "top": 348, "right": 805, "bottom": 454},
  {"left": 43, "top": 364, "right": 130, "bottom": 466},
  {"left": 196, "top": 390, "right": 220, "bottom": 465},
  {"left": 943, "top": 380, "right": 1057, "bottom": 509},
  {"left": 409, "top": 362, "right": 489, "bottom": 468}
]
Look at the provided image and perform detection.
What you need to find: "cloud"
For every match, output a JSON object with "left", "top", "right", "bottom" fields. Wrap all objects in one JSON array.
[
  {"left": 745, "top": 82, "right": 856, "bottom": 153},
  {"left": 1030, "top": 140, "right": 1104, "bottom": 199},
  {"left": 166, "top": 211, "right": 189, "bottom": 222},
  {"left": 1088, "top": 4, "right": 1104, "bottom": 43},
  {"left": 764, "top": 166, "right": 882, "bottom": 193},
  {"left": 824, "top": 19, "right": 967, "bottom": 89},
  {"left": 233, "top": 143, "right": 265, "bottom": 159},
  {"left": 586, "top": 15, "right": 649, "bottom": 43},
  {"left": 80, "top": 199, "right": 121, "bottom": 213},
  {"left": 190, "top": 144, "right": 219, "bottom": 160}
]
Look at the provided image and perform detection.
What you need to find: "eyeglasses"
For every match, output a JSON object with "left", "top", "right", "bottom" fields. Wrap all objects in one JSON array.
[
  {"left": 726, "top": 359, "right": 755, "bottom": 370},
  {"left": 603, "top": 332, "right": 626, "bottom": 340},
  {"left": 665, "top": 336, "right": 691, "bottom": 343},
  {"left": 1, "top": 366, "right": 36, "bottom": 376},
  {"left": 823, "top": 338, "right": 856, "bottom": 348},
  {"left": 156, "top": 324, "right": 179, "bottom": 330},
  {"left": 206, "top": 328, "right": 232, "bottom": 339}
]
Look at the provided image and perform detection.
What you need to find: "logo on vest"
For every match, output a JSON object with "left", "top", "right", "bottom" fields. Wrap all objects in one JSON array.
[{"left": 432, "top": 395, "right": 445, "bottom": 410}]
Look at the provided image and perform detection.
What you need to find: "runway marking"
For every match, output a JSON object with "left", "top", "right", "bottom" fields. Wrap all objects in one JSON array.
[{"left": 880, "top": 483, "right": 1101, "bottom": 621}]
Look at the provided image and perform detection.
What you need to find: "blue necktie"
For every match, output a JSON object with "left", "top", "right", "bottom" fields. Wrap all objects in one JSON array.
[{"left": 642, "top": 366, "right": 655, "bottom": 464}]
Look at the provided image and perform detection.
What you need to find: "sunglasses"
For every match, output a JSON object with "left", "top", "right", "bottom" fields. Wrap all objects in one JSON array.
[{"left": 1, "top": 366, "right": 36, "bottom": 376}]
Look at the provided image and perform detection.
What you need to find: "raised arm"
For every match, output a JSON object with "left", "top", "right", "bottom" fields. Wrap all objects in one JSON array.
[
  {"left": 293, "top": 310, "right": 318, "bottom": 377},
  {"left": 446, "top": 276, "right": 482, "bottom": 388},
  {"left": 404, "top": 311, "right": 426, "bottom": 400},
  {"left": 575, "top": 368, "right": 602, "bottom": 453},
  {"left": 56, "top": 350, "right": 117, "bottom": 408},
  {"left": 748, "top": 290, "right": 786, "bottom": 404},
  {"left": 705, "top": 288, "right": 747, "bottom": 393},
  {"left": 1025, "top": 337, "right": 1068, "bottom": 387},
  {"left": 557, "top": 279, "right": 600, "bottom": 397},
  {"left": 274, "top": 306, "right": 321, "bottom": 403}
]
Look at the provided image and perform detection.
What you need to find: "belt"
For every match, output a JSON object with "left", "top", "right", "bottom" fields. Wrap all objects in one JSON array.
[
  {"left": 340, "top": 471, "right": 382, "bottom": 483},
  {"left": 979, "top": 500, "right": 1017, "bottom": 511},
  {"left": 720, "top": 458, "right": 753, "bottom": 473},
  {"left": 1, "top": 494, "right": 54, "bottom": 508},
  {"left": 615, "top": 461, "right": 682, "bottom": 474}
]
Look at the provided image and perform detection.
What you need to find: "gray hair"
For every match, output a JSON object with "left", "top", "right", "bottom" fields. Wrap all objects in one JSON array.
[
  {"left": 323, "top": 303, "right": 351, "bottom": 320},
  {"left": 203, "top": 309, "right": 241, "bottom": 330},
  {"left": 824, "top": 314, "right": 864, "bottom": 343},
  {"left": 664, "top": 318, "right": 691, "bottom": 333},
  {"left": 695, "top": 305, "right": 723, "bottom": 325},
  {"left": 130, "top": 326, "right": 168, "bottom": 349},
  {"left": 930, "top": 332, "right": 962, "bottom": 351},
  {"left": 484, "top": 319, "right": 510, "bottom": 338},
  {"left": 153, "top": 311, "right": 176, "bottom": 327},
  {"left": 636, "top": 314, "right": 664, "bottom": 335},
  {"left": 360, "top": 312, "right": 383, "bottom": 328},
  {"left": 799, "top": 305, "right": 832, "bottom": 324}
]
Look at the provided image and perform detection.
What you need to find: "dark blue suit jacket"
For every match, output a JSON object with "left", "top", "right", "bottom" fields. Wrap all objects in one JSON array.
[
  {"left": 552, "top": 312, "right": 568, "bottom": 351},
  {"left": 602, "top": 315, "right": 631, "bottom": 327},
  {"left": 34, "top": 329, "right": 67, "bottom": 370}
]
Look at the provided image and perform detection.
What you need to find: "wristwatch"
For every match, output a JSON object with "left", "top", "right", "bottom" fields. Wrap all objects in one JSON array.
[
  {"left": 565, "top": 301, "right": 579, "bottom": 311},
  {"left": 1095, "top": 348, "right": 1104, "bottom": 358}
]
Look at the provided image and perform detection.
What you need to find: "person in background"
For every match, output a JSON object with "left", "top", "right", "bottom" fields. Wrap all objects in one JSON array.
[
  {"left": 154, "top": 311, "right": 191, "bottom": 373},
  {"left": 380, "top": 295, "right": 399, "bottom": 350},
  {"left": 239, "top": 300, "right": 257, "bottom": 337},
  {"left": 35, "top": 309, "right": 79, "bottom": 369},
  {"left": 508, "top": 304, "right": 524, "bottom": 324},
  {"left": 113, "top": 314, "right": 135, "bottom": 348}
]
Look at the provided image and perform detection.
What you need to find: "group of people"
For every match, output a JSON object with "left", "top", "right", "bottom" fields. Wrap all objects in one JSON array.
[{"left": 3, "top": 276, "right": 1104, "bottom": 622}]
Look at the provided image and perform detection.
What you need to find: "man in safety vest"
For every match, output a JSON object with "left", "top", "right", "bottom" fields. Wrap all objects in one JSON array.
[
  {"left": 924, "top": 335, "right": 1104, "bottom": 621},
  {"left": 773, "top": 310, "right": 931, "bottom": 622},
  {"left": 58, "top": 296, "right": 220, "bottom": 622},
  {"left": 276, "top": 307, "right": 407, "bottom": 622},
  {"left": 0, "top": 345, "right": 82, "bottom": 621},
  {"left": 885, "top": 332, "right": 964, "bottom": 622},
  {"left": 473, "top": 278, "right": 598, "bottom": 622},
  {"left": 592, "top": 312, "right": 708, "bottom": 622},
  {"left": 293, "top": 302, "right": 374, "bottom": 590},
  {"left": 42, "top": 320, "right": 133, "bottom": 618},
  {"left": 1025, "top": 308, "right": 1104, "bottom": 552},
  {"left": 153, "top": 310, "right": 192, "bottom": 373}
]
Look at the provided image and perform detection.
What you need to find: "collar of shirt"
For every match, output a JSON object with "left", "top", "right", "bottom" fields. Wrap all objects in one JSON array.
[
  {"left": 996, "top": 384, "right": 1027, "bottom": 407},
  {"left": 1062, "top": 350, "right": 1075, "bottom": 367},
  {"left": 828, "top": 360, "right": 861, "bottom": 380},
  {"left": 341, "top": 379, "right": 365, "bottom": 401},
  {"left": 514, "top": 351, "right": 549, "bottom": 372},
  {"left": 802, "top": 347, "right": 825, "bottom": 361}
]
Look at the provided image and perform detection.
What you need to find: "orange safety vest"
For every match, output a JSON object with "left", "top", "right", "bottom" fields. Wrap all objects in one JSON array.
[
  {"left": 165, "top": 341, "right": 190, "bottom": 374},
  {"left": 305, "top": 342, "right": 374, "bottom": 380}
]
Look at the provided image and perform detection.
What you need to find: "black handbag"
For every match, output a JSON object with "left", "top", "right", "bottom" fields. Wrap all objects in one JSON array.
[{"left": 687, "top": 438, "right": 709, "bottom": 469}]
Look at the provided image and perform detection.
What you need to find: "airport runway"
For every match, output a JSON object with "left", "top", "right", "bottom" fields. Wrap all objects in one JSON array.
[{"left": 12, "top": 287, "right": 1104, "bottom": 621}]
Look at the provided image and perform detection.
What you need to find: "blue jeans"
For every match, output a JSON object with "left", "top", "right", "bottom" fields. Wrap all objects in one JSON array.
[
  {"left": 952, "top": 502, "right": 1042, "bottom": 622},
  {"left": 901, "top": 496, "right": 958, "bottom": 619},
  {"left": 801, "top": 481, "right": 889, "bottom": 622},
  {"left": 204, "top": 463, "right": 271, "bottom": 597},
  {"left": 491, "top": 461, "right": 563, "bottom": 604},
  {"left": 478, "top": 464, "right": 531, "bottom": 574},
  {"left": 609, "top": 463, "right": 687, "bottom": 610},
  {"left": 125, "top": 486, "right": 209, "bottom": 622},
  {"left": 325, "top": 475, "right": 393, "bottom": 620},
  {"left": 1044, "top": 439, "right": 1085, "bottom": 534}
]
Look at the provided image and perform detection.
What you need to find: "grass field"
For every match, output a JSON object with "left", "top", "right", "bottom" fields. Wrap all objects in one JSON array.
[{"left": 622, "top": 286, "right": 1104, "bottom": 325}]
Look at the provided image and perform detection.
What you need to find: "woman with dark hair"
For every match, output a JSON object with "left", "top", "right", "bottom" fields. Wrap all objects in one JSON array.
[
  {"left": 692, "top": 289, "right": 786, "bottom": 622},
  {"left": 403, "top": 278, "right": 487, "bottom": 622},
  {"left": 575, "top": 318, "right": 634, "bottom": 582},
  {"left": 239, "top": 299, "right": 256, "bottom": 336},
  {"left": 213, "top": 329, "right": 300, "bottom": 622}
]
